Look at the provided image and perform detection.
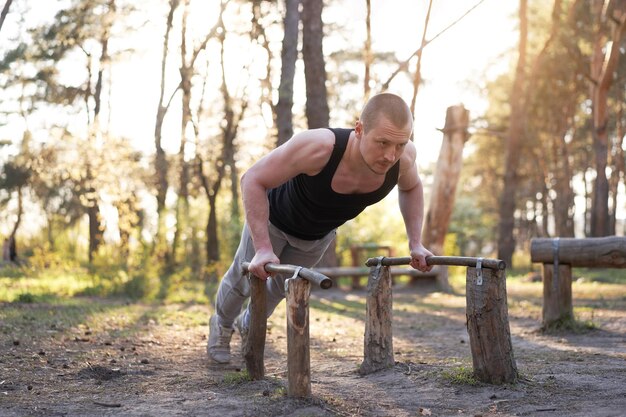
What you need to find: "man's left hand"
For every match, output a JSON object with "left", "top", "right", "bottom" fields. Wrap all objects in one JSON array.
[{"left": 410, "top": 244, "right": 433, "bottom": 272}]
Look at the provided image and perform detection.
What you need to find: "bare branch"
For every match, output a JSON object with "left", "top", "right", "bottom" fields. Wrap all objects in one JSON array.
[
  {"left": 380, "top": 0, "right": 487, "bottom": 91},
  {"left": 0, "top": 0, "right": 13, "bottom": 34}
]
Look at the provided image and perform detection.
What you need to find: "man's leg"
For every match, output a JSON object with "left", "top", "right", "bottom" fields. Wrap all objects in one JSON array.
[
  {"left": 209, "top": 223, "right": 288, "bottom": 363},
  {"left": 208, "top": 225, "right": 253, "bottom": 363}
]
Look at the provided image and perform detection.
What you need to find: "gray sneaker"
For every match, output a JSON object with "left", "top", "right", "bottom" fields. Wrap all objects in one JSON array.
[
  {"left": 207, "top": 315, "right": 234, "bottom": 363},
  {"left": 234, "top": 311, "right": 249, "bottom": 354}
]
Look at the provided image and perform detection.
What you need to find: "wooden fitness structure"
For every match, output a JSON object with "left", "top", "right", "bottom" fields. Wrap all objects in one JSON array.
[
  {"left": 242, "top": 262, "right": 333, "bottom": 397},
  {"left": 530, "top": 236, "right": 626, "bottom": 328},
  {"left": 242, "top": 254, "right": 518, "bottom": 398},
  {"left": 360, "top": 256, "right": 517, "bottom": 384}
]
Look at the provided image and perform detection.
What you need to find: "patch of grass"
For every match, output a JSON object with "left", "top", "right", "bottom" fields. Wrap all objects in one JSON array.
[
  {"left": 14, "top": 292, "right": 37, "bottom": 303},
  {"left": 271, "top": 386, "right": 287, "bottom": 398},
  {"left": 222, "top": 369, "right": 251, "bottom": 385},
  {"left": 441, "top": 366, "right": 482, "bottom": 386},
  {"left": 0, "top": 260, "right": 216, "bottom": 304},
  {"left": 541, "top": 315, "right": 597, "bottom": 333},
  {"left": 0, "top": 266, "right": 99, "bottom": 302}
]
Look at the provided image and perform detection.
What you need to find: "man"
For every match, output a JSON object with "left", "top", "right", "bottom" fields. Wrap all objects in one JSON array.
[{"left": 208, "top": 92, "right": 433, "bottom": 363}]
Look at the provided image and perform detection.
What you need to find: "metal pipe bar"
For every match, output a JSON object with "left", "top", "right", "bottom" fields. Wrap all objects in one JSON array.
[
  {"left": 365, "top": 256, "right": 506, "bottom": 270},
  {"left": 242, "top": 262, "right": 333, "bottom": 289}
]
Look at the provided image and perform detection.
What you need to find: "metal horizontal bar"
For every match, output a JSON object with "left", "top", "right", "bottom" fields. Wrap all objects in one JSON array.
[
  {"left": 313, "top": 266, "right": 440, "bottom": 277},
  {"left": 364, "top": 256, "right": 506, "bottom": 270},
  {"left": 241, "top": 262, "right": 333, "bottom": 289}
]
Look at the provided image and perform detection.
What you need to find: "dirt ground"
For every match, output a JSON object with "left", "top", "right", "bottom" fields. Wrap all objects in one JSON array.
[{"left": 1, "top": 279, "right": 626, "bottom": 417}]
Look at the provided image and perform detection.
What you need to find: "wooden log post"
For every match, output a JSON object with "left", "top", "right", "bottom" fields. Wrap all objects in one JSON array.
[
  {"left": 243, "top": 273, "right": 267, "bottom": 380},
  {"left": 542, "top": 263, "right": 573, "bottom": 327},
  {"left": 359, "top": 260, "right": 394, "bottom": 375},
  {"left": 241, "top": 262, "right": 331, "bottom": 388},
  {"left": 466, "top": 265, "right": 517, "bottom": 384},
  {"left": 286, "top": 277, "right": 311, "bottom": 398}
]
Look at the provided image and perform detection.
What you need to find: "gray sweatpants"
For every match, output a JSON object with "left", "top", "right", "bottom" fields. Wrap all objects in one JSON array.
[{"left": 214, "top": 222, "right": 336, "bottom": 328}]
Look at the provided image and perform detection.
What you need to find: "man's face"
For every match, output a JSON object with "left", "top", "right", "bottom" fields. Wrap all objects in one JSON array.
[{"left": 355, "top": 116, "right": 412, "bottom": 175}]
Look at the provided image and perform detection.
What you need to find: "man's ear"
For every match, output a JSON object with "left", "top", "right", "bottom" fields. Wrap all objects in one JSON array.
[{"left": 354, "top": 120, "right": 363, "bottom": 139}]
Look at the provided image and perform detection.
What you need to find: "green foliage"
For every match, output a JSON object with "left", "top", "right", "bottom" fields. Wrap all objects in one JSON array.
[
  {"left": 441, "top": 366, "right": 481, "bottom": 386},
  {"left": 0, "top": 265, "right": 97, "bottom": 302},
  {"left": 14, "top": 292, "right": 37, "bottom": 303},
  {"left": 0, "top": 160, "right": 31, "bottom": 189},
  {"left": 222, "top": 370, "right": 251, "bottom": 385}
]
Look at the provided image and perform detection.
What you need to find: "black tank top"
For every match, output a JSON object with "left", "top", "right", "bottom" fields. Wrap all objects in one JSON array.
[{"left": 268, "top": 128, "right": 400, "bottom": 240}]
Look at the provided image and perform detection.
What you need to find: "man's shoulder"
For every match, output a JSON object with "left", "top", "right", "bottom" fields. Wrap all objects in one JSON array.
[
  {"left": 282, "top": 128, "right": 337, "bottom": 175},
  {"left": 290, "top": 128, "right": 336, "bottom": 154},
  {"left": 295, "top": 128, "right": 336, "bottom": 144},
  {"left": 398, "top": 140, "right": 417, "bottom": 172}
]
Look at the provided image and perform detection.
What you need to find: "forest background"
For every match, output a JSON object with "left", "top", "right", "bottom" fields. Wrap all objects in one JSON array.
[{"left": 1, "top": 0, "right": 626, "bottom": 301}]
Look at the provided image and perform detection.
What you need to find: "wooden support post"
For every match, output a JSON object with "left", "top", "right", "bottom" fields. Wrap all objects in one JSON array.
[
  {"left": 466, "top": 266, "right": 517, "bottom": 384},
  {"left": 359, "top": 263, "right": 394, "bottom": 375},
  {"left": 542, "top": 263, "right": 573, "bottom": 327},
  {"left": 286, "top": 277, "right": 311, "bottom": 398},
  {"left": 244, "top": 273, "right": 267, "bottom": 380}
]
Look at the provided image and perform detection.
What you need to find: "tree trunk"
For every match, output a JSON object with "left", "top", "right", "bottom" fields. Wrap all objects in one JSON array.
[
  {"left": 584, "top": 167, "right": 592, "bottom": 236},
  {"left": 301, "top": 0, "right": 329, "bottom": 129},
  {"left": 85, "top": 1, "right": 114, "bottom": 265},
  {"left": 423, "top": 105, "right": 470, "bottom": 255},
  {"left": 363, "top": 0, "right": 372, "bottom": 100},
  {"left": 420, "top": 105, "right": 469, "bottom": 288},
  {"left": 497, "top": 0, "right": 527, "bottom": 268},
  {"left": 171, "top": 0, "right": 193, "bottom": 268},
  {"left": 206, "top": 194, "right": 219, "bottom": 262},
  {"left": 251, "top": 0, "right": 277, "bottom": 143},
  {"left": 552, "top": 126, "right": 575, "bottom": 237},
  {"left": 153, "top": 0, "right": 179, "bottom": 261},
  {"left": 609, "top": 103, "right": 625, "bottom": 232},
  {"left": 589, "top": 0, "right": 626, "bottom": 236},
  {"left": 3, "top": 186, "right": 22, "bottom": 263},
  {"left": 88, "top": 199, "right": 103, "bottom": 263},
  {"left": 276, "top": 0, "right": 300, "bottom": 146}
]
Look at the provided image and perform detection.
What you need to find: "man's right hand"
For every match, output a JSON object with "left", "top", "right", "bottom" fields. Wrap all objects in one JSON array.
[{"left": 247, "top": 248, "right": 280, "bottom": 280}]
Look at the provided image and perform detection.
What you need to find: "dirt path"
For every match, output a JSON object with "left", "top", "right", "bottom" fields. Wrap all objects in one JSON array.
[{"left": 1, "top": 283, "right": 625, "bottom": 417}]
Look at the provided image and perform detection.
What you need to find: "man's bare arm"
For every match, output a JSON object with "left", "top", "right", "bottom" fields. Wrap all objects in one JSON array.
[
  {"left": 240, "top": 129, "right": 334, "bottom": 278},
  {"left": 397, "top": 142, "right": 433, "bottom": 272}
]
